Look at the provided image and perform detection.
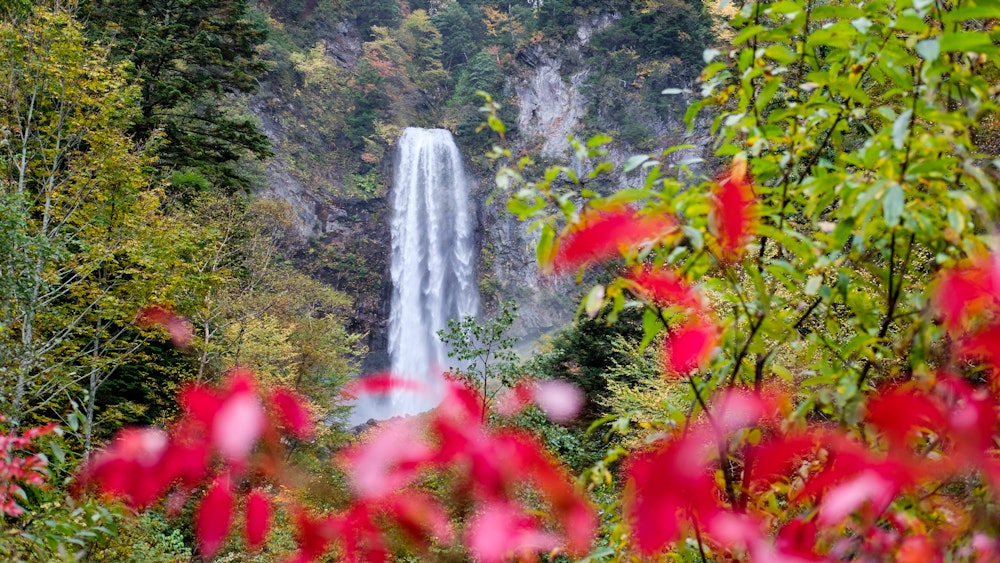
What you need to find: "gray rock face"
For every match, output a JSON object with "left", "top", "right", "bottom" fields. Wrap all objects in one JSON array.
[{"left": 515, "top": 57, "right": 588, "bottom": 158}]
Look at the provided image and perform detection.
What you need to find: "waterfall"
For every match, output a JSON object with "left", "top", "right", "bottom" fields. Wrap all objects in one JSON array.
[{"left": 351, "top": 127, "right": 479, "bottom": 424}]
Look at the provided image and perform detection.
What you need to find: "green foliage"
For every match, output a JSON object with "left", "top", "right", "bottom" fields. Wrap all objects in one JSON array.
[
  {"left": 530, "top": 311, "right": 644, "bottom": 413},
  {"left": 438, "top": 301, "right": 520, "bottom": 417},
  {"left": 591, "top": 0, "right": 713, "bottom": 67},
  {"left": 88, "top": 511, "right": 192, "bottom": 562},
  {"left": 80, "top": 0, "right": 271, "bottom": 191},
  {"left": 511, "top": 407, "right": 603, "bottom": 474},
  {"left": 354, "top": 0, "right": 401, "bottom": 39},
  {"left": 432, "top": 1, "right": 481, "bottom": 69},
  {"left": 485, "top": 0, "right": 1000, "bottom": 556}
]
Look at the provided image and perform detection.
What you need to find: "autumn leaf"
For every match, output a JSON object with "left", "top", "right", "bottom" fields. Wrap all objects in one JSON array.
[
  {"left": 269, "top": 388, "right": 315, "bottom": 440},
  {"left": 662, "top": 320, "right": 718, "bottom": 375},
  {"left": 245, "top": 490, "right": 271, "bottom": 549},
  {"left": 136, "top": 304, "right": 193, "bottom": 348},
  {"left": 196, "top": 474, "right": 234, "bottom": 559},
  {"left": 709, "top": 158, "right": 757, "bottom": 262},
  {"left": 551, "top": 208, "right": 675, "bottom": 273},
  {"left": 628, "top": 267, "right": 704, "bottom": 311}
]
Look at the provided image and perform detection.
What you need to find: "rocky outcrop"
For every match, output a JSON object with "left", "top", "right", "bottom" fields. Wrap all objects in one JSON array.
[{"left": 515, "top": 56, "right": 588, "bottom": 158}]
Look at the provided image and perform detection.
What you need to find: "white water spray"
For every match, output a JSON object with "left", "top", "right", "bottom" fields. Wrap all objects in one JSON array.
[{"left": 351, "top": 127, "right": 478, "bottom": 424}]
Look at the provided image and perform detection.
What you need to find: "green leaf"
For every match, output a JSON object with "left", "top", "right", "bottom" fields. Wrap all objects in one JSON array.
[
  {"left": 942, "top": 5, "right": 1000, "bottom": 23},
  {"left": 940, "top": 31, "right": 995, "bottom": 53},
  {"left": 883, "top": 183, "right": 905, "bottom": 228},
  {"left": 537, "top": 224, "right": 556, "bottom": 269},
  {"left": 585, "top": 285, "right": 606, "bottom": 318},
  {"left": 772, "top": 364, "right": 794, "bottom": 382},
  {"left": 487, "top": 114, "right": 506, "bottom": 135},
  {"left": 892, "top": 109, "right": 912, "bottom": 150},
  {"left": 623, "top": 155, "right": 650, "bottom": 173},
  {"left": 915, "top": 38, "right": 940, "bottom": 62},
  {"left": 586, "top": 134, "right": 613, "bottom": 148},
  {"left": 605, "top": 188, "right": 654, "bottom": 206},
  {"left": 50, "top": 441, "right": 65, "bottom": 465},
  {"left": 641, "top": 307, "right": 665, "bottom": 351}
]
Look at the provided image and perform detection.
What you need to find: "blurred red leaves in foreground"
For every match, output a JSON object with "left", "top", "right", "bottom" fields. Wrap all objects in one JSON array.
[
  {"left": 68, "top": 187, "right": 1000, "bottom": 561},
  {"left": 495, "top": 378, "right": 585, "bottom": 423},
  {"left": 339, "top": 371, "right": 427, "bottom": 399},
  {"left": 77, "top": 367, "right": 315, "bottom": 558},
  {"left": 78, "top": 319, "right": 595, "bottom": 562},
  {"left": 0, "top": 419, "right": 56, "bottom": 517},
  {"left": 338, "top": 379, "right": 596, "bottom": 562}
]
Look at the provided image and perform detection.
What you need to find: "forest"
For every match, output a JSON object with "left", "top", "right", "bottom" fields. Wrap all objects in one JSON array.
[{"left": 2, "top": 0, "right": 1000, "bottom": 561}]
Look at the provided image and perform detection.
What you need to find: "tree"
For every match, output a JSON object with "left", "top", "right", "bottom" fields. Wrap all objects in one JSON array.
[
  {"left": 432, "top": 0, "right": 480, "bottom": 69},
  {"left": 0, "top": 6, "right": 164, "bottom": 429},
  {"left": 438, "top": 301, "right": 520, "bottom": 422},
  {"left": 80, "top": 0, "right": 271, "bottom": 190}
]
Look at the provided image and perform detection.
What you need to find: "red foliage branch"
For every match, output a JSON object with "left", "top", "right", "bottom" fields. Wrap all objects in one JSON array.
[
  {"left": 617, "top": 253, "right": 1000, "bottom": 560},
  {"left": 78, "top": 305, "right": 595, "bottom": 562},
  {"left": 0, "top": 419, "right": 57, "bottom": 517}
]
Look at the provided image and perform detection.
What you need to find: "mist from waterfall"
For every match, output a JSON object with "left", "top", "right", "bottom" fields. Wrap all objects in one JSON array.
[{"left": 350, "top": 127, "right": 479, "bottom": 424}]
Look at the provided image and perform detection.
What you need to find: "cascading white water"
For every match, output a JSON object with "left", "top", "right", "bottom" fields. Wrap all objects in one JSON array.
[{"left": 350, "top": 127, "right": 478, "bottom": 424}]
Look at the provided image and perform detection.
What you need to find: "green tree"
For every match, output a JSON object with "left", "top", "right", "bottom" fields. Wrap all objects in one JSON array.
[
  {"left": 438, "top": 301, "right": 520, "bottom": 421},
  {"left": 432, "top": 0, "right": 480, "bottom": 69},
  {"left": 80, "top": 0, "right": 271, "bottom": 190},
  {"left": 0, "top": 6, "right": 162, "bottom": 429}
]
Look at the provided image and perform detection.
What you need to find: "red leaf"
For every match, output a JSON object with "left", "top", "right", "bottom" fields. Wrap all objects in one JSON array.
[
  {"left": 932, "top": 256, "right": 1000, "bottom": 334},
  {"left": 796, "top": 435, "right": 912, "bottom": 525},
  {"left": 552, "top": 209, "right": 675, "bottom": 273},
  {"left": 340, "top": 419, "right": 434, "bottom": 499},
  {"left": 465, "top": 501, "right": 561, "bottom": 563},
  {"left": 179, "top": 384, "right": 223, "bottom": 427},
  {"left": 383, "top": 491, "right": 454, "bottom": 545},
  {"left": 499, "top": 380, "right": 585, "bottom": 422},
  {"left": 196, "top": 475, "right": 234, "bottom": 558},
  {"left": 78, "top": 428, "right": 172, "bottom": 508},
  {"left": 491, "top": 430, "right": 597, "bottom": 553},
  {"left": 956, "top": 322, "right": 1000, "bottom": 376},
  {"left": 662, "top": 321, "right": 718, "bottom": 375},
  {"left": 774, "top": 517, "right": 822, "bottom": 561},
  {"left": 713, "top": 390, "right": 769, "bottom": 434},
  {"left": 340, "top": 372, "right": 427, "bottom": 399},
  {"left": 495, "top": 380, "right": 535, "bottom": 417},
  {"left": 270, "top": 388, "right": 315, "bottom": 439},
  {"left": 212, "top": 389, "right": 265, "bottom": 463},
  {"left": 818, "top": 469, "right": 898, "bottom": 526},
  {"left": 245, "top": 490, "right": 271, "bottom": 550},
  {"left": 744, "top": 433, "right": 819, "bottom": 491},
  {"left": 339, "top": 503, "right": 390, "bottom": 563},
  {"left": 136, "top": 305, "right": 193, "bottom": 348},
  {"left": 290, "top": 510, "right": 340, "bottom": 563},
  {"left": 628, "top": 267, "right": 703, "bottom": 311},
  {"left": 866, "top": 386, "right": 946, "bottom": 449},
  {"left": 710, "top": 160, "right": 757, "bottom": 262},
  {"left": 533, "top": 379, "right": 585, "bottom": 423},
  {"left": 624, "top": 431, "right": 718, "bottom": 554}
]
